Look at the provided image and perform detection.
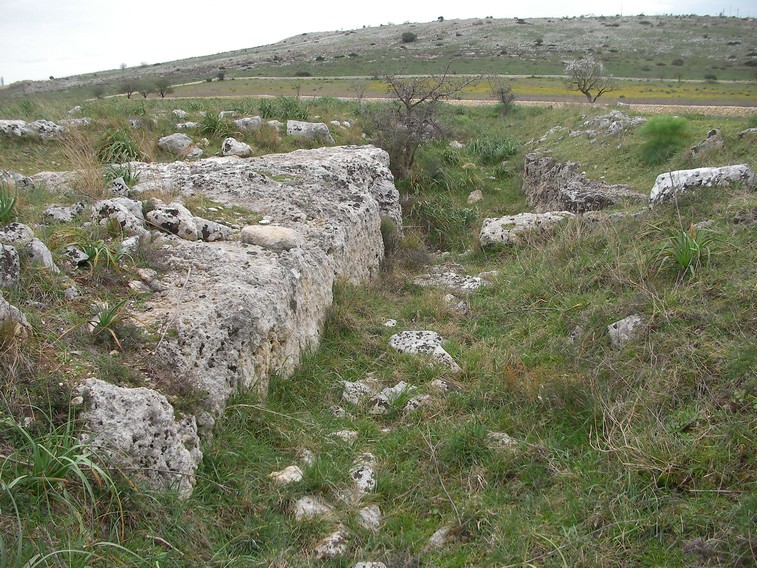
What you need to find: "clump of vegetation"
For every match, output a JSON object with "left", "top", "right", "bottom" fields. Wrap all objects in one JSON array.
[
  {"left": 103, "top": 162, "right": 140, "bottom": 186},
  {"left": 638, "top": 116, "right": 690, "bottom": 165},
  {"left": 653, "top": 223, "right": 718, "bottom": 279},
  {"left": 95, "top": 128, "right": 143, "bottom": 163},
  {"left": 467, "top": 135, "right": 519, "bottom": 164},
  {"left": 198, "top": 111, "right": 233, "bottom": 139},
  {"left": 401, "top": 31, "right": 418, "bottom": 43},
  {"left": 0, "top": 181, "right": 17, "bottom": 223}
]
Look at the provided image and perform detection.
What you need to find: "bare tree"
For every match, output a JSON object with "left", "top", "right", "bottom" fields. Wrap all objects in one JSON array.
[
  {"left": 487, "top": 76, "right": 515, "bottom": 114},
  {"left": 565, "top": 56, "right": 614, "bottom": 102},
  {"left": 154, "top": 77, "right": 173, "bottom": 98},
  {"left": 350, "top": 80, "right": 369, "bottom": 105},
  {"left": 369, "top": 65, "right": 480, "bottom": 177}
]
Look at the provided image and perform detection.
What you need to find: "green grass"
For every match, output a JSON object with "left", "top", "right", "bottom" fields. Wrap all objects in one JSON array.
[{"left": 0, "top": 92, "right": 755, "bottom": 566}]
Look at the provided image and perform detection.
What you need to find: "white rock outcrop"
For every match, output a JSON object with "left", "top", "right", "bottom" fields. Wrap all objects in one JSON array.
[
  {"left": 389, "top": 331, "right": 461, "bottom": 372},
  {"left": 649, "top": 164, "right": 755, "bottom": 206},
  {"left": 0, "top": 119, "right": 66, "bottom": 139},
  {"left": 221, "top": 137, "right": 252, "bottom": 157},
  {"left": 158, "top": 133, "right": 203, "bottom": 158},
  {"left": 608, "top": 314, "right": 643, "bottom": 348},
  {"left": 479, "top": 211, "right": 575, "bottom": 247},
  {"left": 74, "top": 146, "right": 400, "bottom": 496}
]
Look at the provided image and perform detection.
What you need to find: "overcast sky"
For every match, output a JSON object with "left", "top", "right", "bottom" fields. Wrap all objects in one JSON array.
[{"left": 0, "top": 0, "right": 753, "bottom": 85}]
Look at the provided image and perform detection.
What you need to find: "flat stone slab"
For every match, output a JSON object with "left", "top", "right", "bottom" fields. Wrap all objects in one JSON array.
[
  {"left": 479, "top": 211, "right": 575, "bottom": 247},
  {"left": 649, "top": 164, "right": 755, "bottom": 206}
]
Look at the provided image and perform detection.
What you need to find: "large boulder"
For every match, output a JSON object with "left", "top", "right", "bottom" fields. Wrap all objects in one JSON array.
[
  {"left": 234, "top": 116, "right": 263, "bottom": 131},
  {"left": 221, "top": 137, "right": 252, "bottom": 157},
  {"left": 286, "top": 120, "right": 335, "bottom": 144},
  {"left": 77, "top": 379, "right": 202, "bottom": 499},
  {"left": 92, "top": 198, "right": 148, "bottom": 237},
  {"left": 479, "top": 211, "right": 575, "bottom": 247},
  {"left": 523, "top": 153, "right": 643, "bottom": 213},
  {"left": 0, "top": 222, "right": 35, "bottom": 246},
  {"left": 146, "top": 202, "right": 198, "bottom": 241},
  {"left": 158, "top": 133, "right": 203, "bottom": 158},
  {"left": 649, "top": 164, "right": 755, "bottom": 206}
]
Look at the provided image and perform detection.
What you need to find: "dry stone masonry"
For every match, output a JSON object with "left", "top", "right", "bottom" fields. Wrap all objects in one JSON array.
[{"left": 75, "top": 146, "right": 401, "bottom": 496}]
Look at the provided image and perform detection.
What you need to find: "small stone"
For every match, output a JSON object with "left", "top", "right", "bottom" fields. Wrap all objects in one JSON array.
[
  {"left": 354, "top": 563, "right": 387, "bottom": 568},
  {"left": 487, "top": 431, "right": 519, "bottom": 449},
  {"left": 314, "top": 524, "right": 349, "bottom": 559},
  {"left": 357, "top": 505, "right": 383, "bottom": 532},
  {"left": 330, "top": 429, "right": 358, "bottom": 444},
  {"left": 424, "top": 526, "right": 453, "bottom": 552},
  {"left": 350, "top": 453, "right": 376, "bottom": 499},
  {"left": 608, "top": 314, "right": 642, "bottom": 349},
  {"left": 128, "top": 280, "right": 152, "bottom": 293},
  {"left": 329, "top": 405, "right": 348, "bottom": 417},
  {"left": 294, "top": 495, "right": 333, "bottom": 521},
  {"left": 405, "top": 394, "right": 431, "bottom": 412},
  {"left": 342, "top": 380, "right": 376, "bottom": 405},
  {"left": 383, "top": 319, "right": 397, "bottom": 327},
  {"left": 298, "top": 448, "right": 316, "bottom": 466},
  {"left": 467, "top": 189, "right": 484, "bottom": 204},
  {"left": 269, "top": 465, "right": 303, "bottom": 485}
]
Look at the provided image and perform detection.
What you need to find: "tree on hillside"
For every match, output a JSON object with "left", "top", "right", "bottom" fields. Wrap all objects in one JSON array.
[
  {"left": 137, "top": 81, "right": 152, "bottom": 98},
  {"left": 155, "top": 77, "right": 173, "bottom": 98},
  {"left": 565, "top": 56, "right": 614, "bottom": 102},
  {"left": 119, "top": 79, "right": 138, "bottom": 99},
  {"left": 368, "top": 64, "right": 480, "bottom": 177},
  {"left": 487, "top": 76, "right": 515, "bottom": 114}
]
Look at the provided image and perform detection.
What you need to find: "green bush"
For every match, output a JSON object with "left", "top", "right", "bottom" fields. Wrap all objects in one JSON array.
[
  {"left": 95, "top": 129, "right": 143, "bottom": 164},
  {"left": 467, "top": 135, "right": 520, "bottom": 164},
  {"left": 198, "top": 111, "right": 233, "bottom": 139},
  {"left": 401, "top": 32, "right": 417, "bottom": 43},
  {"left": 277, "top": 96, "right": 308, "bottom": 121},
  {"left": 638, "top": 116, "right": 690, "bottom": 165}
]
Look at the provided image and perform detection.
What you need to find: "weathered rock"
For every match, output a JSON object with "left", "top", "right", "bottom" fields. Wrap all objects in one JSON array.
[
  {"left": 691, "top": 129, "right": 723, "bottom": 156},
  {"left": 413, "top": 263, "right": 486, "bottom": 295},
  {"left": 383, "top": 319, "right": 397, "bottom": 327},
  {"left": 158, "top": 133, "right": 202, "bottom": 157},
  {"left": 350, "top": 453, "right": 377, "bottom": 500},
  {"left": 649, "top": 164, "right": 755, "bottom": 206},
  {"left": 737, "top": 128, "right": 757, "bottom": 139},
  {"left": 355, "top": 562, "right": 387, "bottom": 568},
  {"left": 67, "top": 105, "right": 83, "bottom": 116},
  {"left": 330, "top": 429, "right": 359, "bottom": 444},
  {"left": 449, "top": 140, "right": 465, "bottom": 149},
  {"left": 357, "top": 505, "right": 383, "bottom": 532},
  {"left": 92, "top": 198, "right": 148, "bottom": 237},
  {"left": 77, "top": 379, "right": 202, "bottom": 499},
  {"left": 194, "top": 217, "right": 233, "bottom": 242},
  {"left": 389, "top": 331, "right": 461, "bottom": 372},
  {"left": 240, "top": 225, "right": 303, "bottom": 250},
  {"left": 608, "top": 314, "right": 643, "bottom": 349},
  {"left": 0, "top": 119, "right": 66, "bottom": 139},
  {"left": 146, "top": 203, "right": 199, "bottom": 241},
  {"left": 405, "top": 394, "right": 431, "bottom": 412},
  {"left": 234, "top": 116, "right": 262, "bottom": 131},
  {"left": 0, "top": 245, "right": 21, "bottom": 288},
  {"left": 172, "top": 109, "right": 188, "bottom": 119},
  {"left": 62, "top": 117, "right": 92, "bottom": 128},
  {"left": 110, "top": 177, "right": 130, "bottom": 197},
  {"left": 0, "top": 223, "right": 34, "bottom": 246},
  {"left": 487, "top": 431, "right": 519, "bottom": 450},
  {"left": 523, "top": 154, "right": 643, "bottom": 213},
  {"left": 175, "top": 122, "right": 199, "bottom": 130},
  {"left": 294, "top": 495, "right": 334, "bottom": 521},
  {"left": 27, "top": 238, "right": 59, "bottom": 273},
  {"left": 368, "top": 382, "right": 416, "bottom": 415},
  {"left": 314, "top": 525, "right": 349, "bottom": 559},
  {"left": 575, "top": 110, "right": 646, "bottom": 137},
  {"left": 443, "top": 293, "right": 470, "bottom": 316},
  {"left": 467, "top": 189, "right": 483, "bottom": 204},
  {"left": 424, "top": 526, "right": 454, "bottom": 552},
  {"left": 286, "top": 120, "right": 335, "bottom": 144},
  {"left": 430, "top": 378, "right": 462, "bottom": 393},
  {"left": 479, "top": 211, "right": 575, "bottom": 247},
  {"left": 74, "top": 147, "right": 400, "bottom": 495},
  {"left": 269, "top": 465, "right": 303, "bottom": 485},
  {"left": 63, "top": 245, "right": 89, "bottom": 267},
  {"left": 221, "top": 137, "right": 252, "bottom": 157},
  {"left": 0, "top": 294, "right": 29, "bottom": 335},
  {"left": 342, "top": 379, "right": 377, "bottom": 405},
  {"left": 1, "top": 171, "right": 33, "bottom": 190},
  {"left": 267, "top": 119, "right": 283, "bottom": 131},
  {"left": 43, "top": 202, "right": 85, "bottom": 222}
]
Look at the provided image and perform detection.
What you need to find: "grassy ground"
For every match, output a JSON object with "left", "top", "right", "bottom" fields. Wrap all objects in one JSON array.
[{"left": 0, "top": 93, "right": 755, "bottom": 566}]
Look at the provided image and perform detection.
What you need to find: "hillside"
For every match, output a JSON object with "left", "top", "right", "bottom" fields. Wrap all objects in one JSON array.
[
  {"left": 3, "top": 14, "right": 756, "bottom": 98},
  {"left": 0, "top": 69, "right": 756, "bottom": 565}
]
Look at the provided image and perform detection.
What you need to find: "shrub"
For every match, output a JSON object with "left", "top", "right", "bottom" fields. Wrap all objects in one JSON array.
[
  {"left": 704, "top": 73, "right": 718, "bottom": 83},
  {"left": 638, "top": 116, "right": 690, "bottom": 165},
  {"left": 95, "top": 128, "right": 143, "bottom": 164},
  {"left": 401, "top": 32, "right": 417, "bottom": 43},
  {"left": 277, "top": 96, "right": 308, "bottom": 121},
  {"left": 258, "top": 98, "right": 276, "bottom": 119},
  {"left": 294, "top": 70, "right": 312, "bottom": 77}
]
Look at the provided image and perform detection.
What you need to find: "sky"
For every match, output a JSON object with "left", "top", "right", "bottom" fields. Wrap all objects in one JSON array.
[{"left": 0, "top": 0, "right": 753, "bottom": 85}]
